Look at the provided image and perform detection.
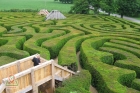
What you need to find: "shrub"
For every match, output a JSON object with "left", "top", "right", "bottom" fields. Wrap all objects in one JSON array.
[
  {"left": 80, "top": 37, "right": 137, "bottom": 93},
  {"left": 42, "top": 26, "right": 85, "bottom": 58},
  {"left": 131, "top": 79, "right": 140, "bottom": 91},
  {"left": 58, "top": 35, "right": 94, "bottom": 71},
  {"left": 55, "top": 70, "right": 91, "bottom": 93}
]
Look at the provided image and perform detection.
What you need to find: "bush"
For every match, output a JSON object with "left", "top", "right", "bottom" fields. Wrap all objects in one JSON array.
[
  {"left": 0, "top": 37, "right": 29, "bottom": 59},
  {"left": 80, "top": 37, "right": 137, "bottom": 93},
  {"left": 24, "top": 29, "right": 66, "bottom": 59},
  {"left": 42, "top": 26, "right": 85, "bottom": 58},
  {"left": 58, "top": 35, "right": 94, "bottom": 71},
  {"left": 0, "top": 26, "right": 7, "bottom": 36},
  {"left": 131, "top": 79, "right": 140, "bottom": 91},
  {"left": 55, "top": 70, "right": 91, "bottom": 93}
]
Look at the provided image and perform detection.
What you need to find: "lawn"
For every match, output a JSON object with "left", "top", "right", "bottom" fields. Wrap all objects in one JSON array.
[{"left": 0, "top": 0, "right": 73, "bottom": 12}]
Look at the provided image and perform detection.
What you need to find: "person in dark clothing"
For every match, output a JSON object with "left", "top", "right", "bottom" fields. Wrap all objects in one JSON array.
[{"left": 32, "top": 55, "right": 41, "bottom": 66}]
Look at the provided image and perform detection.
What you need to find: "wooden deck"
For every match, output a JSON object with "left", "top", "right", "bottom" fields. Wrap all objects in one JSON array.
[{"left": 0, "top": 54, "right": 75, "bottom": 93}]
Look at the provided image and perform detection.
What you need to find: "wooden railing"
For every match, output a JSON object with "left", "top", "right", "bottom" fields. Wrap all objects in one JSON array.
[
  {"left": 0, "top": 54, "right": 46, "bottom": 84},
  {"left": 0, "top": 59, "right": 75, "bottom": 93}
]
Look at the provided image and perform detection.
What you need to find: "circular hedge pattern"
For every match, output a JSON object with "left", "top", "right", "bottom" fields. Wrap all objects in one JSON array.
[{"left": 0, "top": 12, "right": 140, "bottom": 93}]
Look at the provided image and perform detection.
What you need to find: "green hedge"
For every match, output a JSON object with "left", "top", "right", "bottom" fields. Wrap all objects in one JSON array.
[
  {"left": 42, "top": 26, "right": 85, "bottom": 58},
  {"left": 0, "top": 36, "right": 29, "bottom": 59},
  {"left": 102, "top": 42, "right": 140, "bottom": 58},
  {"left": 131, "top": 79, "right": 140, "bottom": 91},
  {"left": 55, "top": 70, "right": 91, "bottom": 93},
  {"left": 0, "top": 26, "right": 7, "bottom": 36},
  {"left": 0, "top": 56, "right": 17, "bottom": 66},
  {"left": 0, "top": 38, "right": 8, "bottom": 46},
  {"left": 80, "top": 37, "right": 137, "bottom": 93},
  {"left": 24, "top": 30, "right": 66, "bottom": 59},
  {"left": 110, "top": 39, "right": 140, "bottom": 50},
  {"left": 7, "top": 25, "right": 23, "bottom": 33},
  {"left": 58, "top": 35, "right": 95, "bottom": 71}
]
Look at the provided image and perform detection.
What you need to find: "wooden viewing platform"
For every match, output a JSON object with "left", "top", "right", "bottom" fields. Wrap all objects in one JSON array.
[{"left": 0, "top": 54, "right": 75, "bottom": 93}]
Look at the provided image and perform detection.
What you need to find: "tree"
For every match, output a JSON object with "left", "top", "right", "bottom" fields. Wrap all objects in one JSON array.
[
  {"left": 59, "top": 0, "right": 73, "bottom": 4},
  {"left": 100, "top": 0, "right": 116, "bottom": 15},
  {"left": 69, "top": 0, "right": 90, "bottom": 14},
  {"left": 116, "top": 0, "right": 140, "bottom": 18},
  {"left": 88, "top": 0, "right": 104, "bottom": 14}
]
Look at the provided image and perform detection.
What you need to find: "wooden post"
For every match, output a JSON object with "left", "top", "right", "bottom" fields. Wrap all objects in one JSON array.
[
  {"left": 17, "top": 62, "right": 20, "bottom": 73},
  {"left": 31, "top": 69, "right": 38, "bottom": 93},
  {"left": 51, "top": 60, "right": 55, "bottom": 93}
]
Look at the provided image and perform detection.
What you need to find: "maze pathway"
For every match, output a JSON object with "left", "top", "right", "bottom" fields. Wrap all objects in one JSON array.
[{"left": 0, "top": 12, "right": 140, "bottom": 93}]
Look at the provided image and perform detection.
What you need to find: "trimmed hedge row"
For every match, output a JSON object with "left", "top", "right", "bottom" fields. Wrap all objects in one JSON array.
[
  {"left": 132, "top": 79, "right": 140, "bottom": 91},
  {"left": 55, "top": 70, "right": 91, "bottom": 93},
  {"left": 0, "top": 36, "right": 29, "bottom": 59},
  {"left": 102, "top": 42, "right": 140, "bottom": 58},
  {"left": 24, "top": 29, "right": 66, "bottom": 59},
  {"left": 58, "top": 35, "right": 95, "bottom": 71},
  {"left": 70, "top": 24, "right": 92, "bottom": 35},
  {"left": 42, "top": 26, "right": 85, "bottom": 58},
  {"left": 110, "top": 39, "right": 140, "bottom": 49},
  {"left": 100, "top": 47, "right": 140, "bottom": 78},
  {"left": 80, "top": 37, "right": 138, "bottom": 93},
  {"left": 2, "top": 26, "right": 35, "bottom": 37},
  {"left": 0, "top": 38, "right": 8, "bottom": 46},
  {"left": 0, "top": 26, "right": 7, "bottom": 36},
  {"left": 0, "top": 56, "right": 17, "bottom": 66},
  {"left": 8, "top": 25, "right": 24, "bottom": 34},
  {"left": 101, "top": 34, "right": 140, "bottom": 41}
]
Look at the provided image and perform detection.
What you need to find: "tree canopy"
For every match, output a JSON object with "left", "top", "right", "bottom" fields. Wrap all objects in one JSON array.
[
  {"left": 69, "top": 0, "right": 90, "bottom": 14},
  {"left": 69, "top": 0, "right": 140, "bottom": 18}
]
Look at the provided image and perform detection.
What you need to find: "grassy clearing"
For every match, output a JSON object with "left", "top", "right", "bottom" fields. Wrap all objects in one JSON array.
[{"left": 0, "top": 0, "right": 73, "bottom": 13}]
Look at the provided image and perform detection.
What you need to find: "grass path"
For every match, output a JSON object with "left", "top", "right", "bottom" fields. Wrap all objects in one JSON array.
[{"left": 0, "top": 0, "right": 73, "bottom": 12}]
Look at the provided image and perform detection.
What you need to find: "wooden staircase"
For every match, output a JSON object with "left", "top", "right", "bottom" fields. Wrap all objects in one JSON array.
[{"left": 0, "top": 54, "right": 75, "bottom": 93}]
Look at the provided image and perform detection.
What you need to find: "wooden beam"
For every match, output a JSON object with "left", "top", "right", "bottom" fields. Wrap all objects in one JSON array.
[
  {"left": 54, "top": 63, "right": 75, "bottom": 74},
  {"left": 32, "top": 60, "right": 53, "bottom": 71},
  {"left": 16, "top": 85, "right": 32, "bottom": 93},
  {"left": 55, "top": 70, "right": 61, "bottom": 76},
  {"left": 0, "top": 54, "right": 37, "bottom": 69},
  {"left": 51, "top": 61, "right": 55, "bottom": 92},
  {"left": 0, "top": 83, "right": 6, "bottom": 93},
  {"left": 36, "top": 76, "right": 52, "bottom": 86},
  {"left": 54, "top": 75, "right": 63, "bottom": 81},
  {"left": 31, "top": 69, "right": 38, "bottom": 93},
  {"left": 17, "top": 62, "right": 20, "bottom": 73},
  {"left": 64, "top": 73, "right": 70, "bottom": 79}
]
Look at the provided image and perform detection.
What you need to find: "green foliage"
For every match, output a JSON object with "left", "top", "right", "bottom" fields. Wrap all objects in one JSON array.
[
  {"left": 0, "top": 0, "right": 73, "bottom": 13},
  {"left": 69, "top": 0, "right": 90, "bottom": 14},
  {"left": 80, "top": 37, "right": 138, "bottom": 93},
  {"left": 131, "top": 79, "right": 140, "bottom": 91},
  {"left": 116, "top": 0, "right": 140, "bottom": 18},
  {"left": 55, "top": 70, "right": 91, "bottom": 93},
  {"left": 0, "top": 56, "right": 17, "bottom": 66},
  {"left": 0, "top": 12, "right": 140, "bottom": 92},
  {"left": 100, "top": 0, "right": 116, "bottom": 15},
  {"left": 59, "top": 0, "right": 73, "bottom": 4}
]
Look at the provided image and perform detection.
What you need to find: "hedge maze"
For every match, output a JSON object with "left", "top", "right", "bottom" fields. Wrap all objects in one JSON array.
[{"left": 0, "top": 12, "right": 140, "bottom": 93}]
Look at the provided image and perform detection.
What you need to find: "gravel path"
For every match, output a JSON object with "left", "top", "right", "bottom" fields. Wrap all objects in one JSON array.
[
  {"left": 99, "top": 9, "right": 140, "bottom": 23},
  {"left": 77, "top": 52, "right": 98, "bottom": 93},
  {"left": 53, "top": 53, "right": 98, "bottom": 93},
  {"left": 111, "top": 14, "right": 140, "bottom": 23}
]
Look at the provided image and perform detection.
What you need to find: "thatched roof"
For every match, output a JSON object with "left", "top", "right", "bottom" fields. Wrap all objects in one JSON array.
[
  {"left": 38, "top": 9, "right": 49, "bottom": 15},
  {"left": 46, "top": 10, "right": 66, "bottom": 20}
]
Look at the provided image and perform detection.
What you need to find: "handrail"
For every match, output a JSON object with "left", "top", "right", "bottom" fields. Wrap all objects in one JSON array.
[
  {"left": 0, "top": 82, "right": 6, "bottom": 93},
  {"left": 54, "top": 63, "right": 75, "bottom": 74},
  {"left": 0, "top": 59, "right": 75, "bottom": 93},
  {"left": 0, "top": 54, "right": 37, "bottom": 69}
]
